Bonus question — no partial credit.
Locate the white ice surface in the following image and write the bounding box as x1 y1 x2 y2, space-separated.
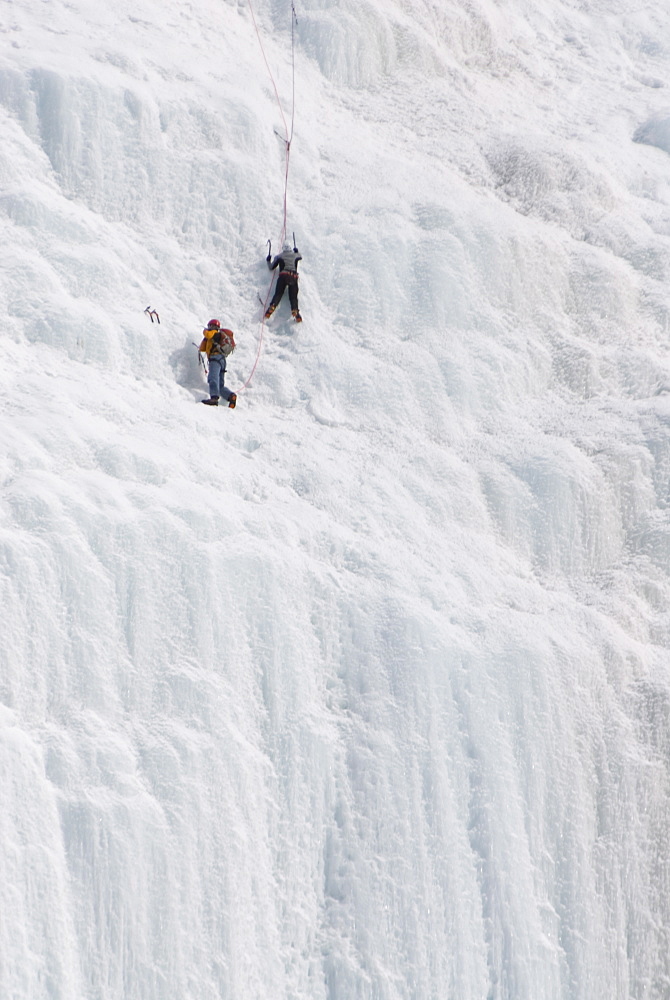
1 1 670 998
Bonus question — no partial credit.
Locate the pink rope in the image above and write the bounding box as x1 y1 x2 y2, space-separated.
237 0 297 392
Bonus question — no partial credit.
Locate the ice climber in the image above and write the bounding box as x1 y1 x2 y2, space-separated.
265 242 302 322
199 319 237 407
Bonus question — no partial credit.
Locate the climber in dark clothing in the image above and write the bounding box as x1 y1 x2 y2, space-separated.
265 242 302 322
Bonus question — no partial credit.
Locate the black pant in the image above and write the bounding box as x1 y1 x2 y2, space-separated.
269 272 299 312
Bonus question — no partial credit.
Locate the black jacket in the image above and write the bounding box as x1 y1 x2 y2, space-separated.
268 248 302 274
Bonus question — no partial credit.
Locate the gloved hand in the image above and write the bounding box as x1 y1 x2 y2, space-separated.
266 254 271 262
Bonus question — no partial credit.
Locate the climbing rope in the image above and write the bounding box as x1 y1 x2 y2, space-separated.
238 0 298 392
246 0 297 241
282 2 298 240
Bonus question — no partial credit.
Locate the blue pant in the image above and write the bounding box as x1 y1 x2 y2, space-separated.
207 356 234 403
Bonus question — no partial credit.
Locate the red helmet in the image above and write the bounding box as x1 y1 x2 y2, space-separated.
207 319 221 330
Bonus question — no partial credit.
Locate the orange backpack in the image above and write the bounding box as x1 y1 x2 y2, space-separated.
200 327 236 357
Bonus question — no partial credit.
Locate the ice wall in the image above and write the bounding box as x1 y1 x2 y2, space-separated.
1 1 670 999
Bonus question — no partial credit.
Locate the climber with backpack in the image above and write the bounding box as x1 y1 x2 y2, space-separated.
198 319 237 407
265 241 302 322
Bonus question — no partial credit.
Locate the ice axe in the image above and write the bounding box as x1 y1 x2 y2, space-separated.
193 342 207 373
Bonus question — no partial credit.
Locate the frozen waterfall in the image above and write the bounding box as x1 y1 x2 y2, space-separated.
1 1 670 998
